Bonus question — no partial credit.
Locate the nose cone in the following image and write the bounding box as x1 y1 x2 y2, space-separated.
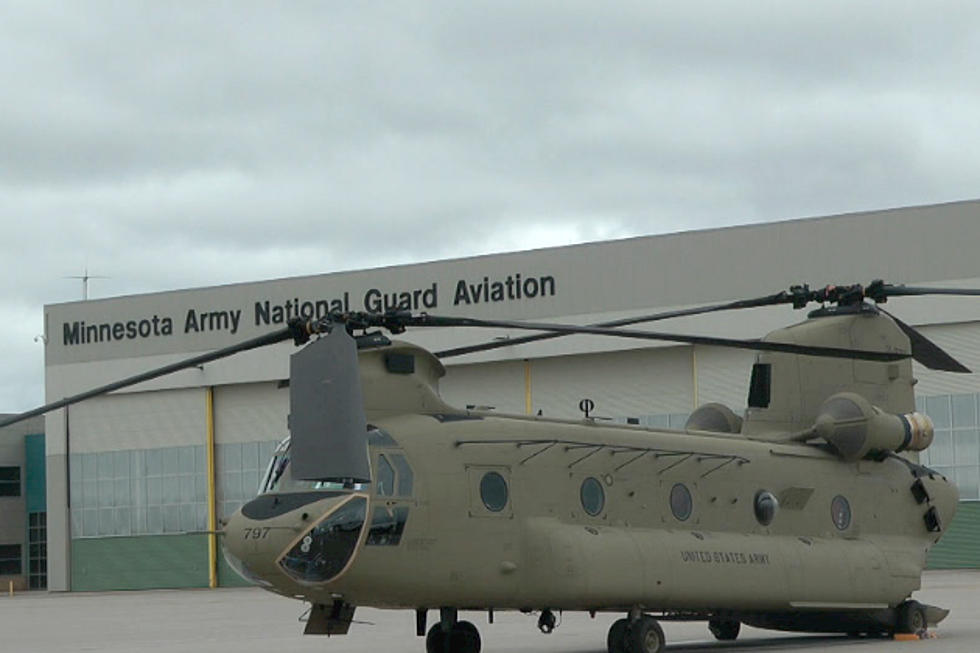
222 492 367 588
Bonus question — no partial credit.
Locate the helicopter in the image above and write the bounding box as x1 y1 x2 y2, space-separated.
1 279 974 653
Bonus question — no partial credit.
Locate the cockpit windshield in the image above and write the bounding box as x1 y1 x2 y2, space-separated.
260 436 365 495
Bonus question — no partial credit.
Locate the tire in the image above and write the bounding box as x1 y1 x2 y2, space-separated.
708 618 740 641
425 621 482 653
629 616 665 653
607 618 630 653
896 600 926 635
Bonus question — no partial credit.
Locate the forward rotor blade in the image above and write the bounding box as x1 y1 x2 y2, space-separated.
0 323 303 429
877 308 971 373
383 313 908 363
435 291 794 358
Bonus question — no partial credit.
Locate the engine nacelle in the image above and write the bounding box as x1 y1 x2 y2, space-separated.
813 392 934 461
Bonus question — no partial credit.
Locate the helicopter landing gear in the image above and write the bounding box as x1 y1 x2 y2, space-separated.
895 600 927 635
708 618 741 640
607 614 665 653
425 609 481 653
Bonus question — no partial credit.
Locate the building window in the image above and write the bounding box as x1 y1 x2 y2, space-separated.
0 544 21 575
28 512 46 589
918 393 980 501
0 467 20 497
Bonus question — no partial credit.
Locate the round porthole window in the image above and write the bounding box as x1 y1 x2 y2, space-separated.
831 495 851 530
480 472 508 512
754 490 779 526
580 477 605 516
670 483 693 521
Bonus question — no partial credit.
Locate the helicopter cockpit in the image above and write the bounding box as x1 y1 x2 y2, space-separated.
259 436 366 495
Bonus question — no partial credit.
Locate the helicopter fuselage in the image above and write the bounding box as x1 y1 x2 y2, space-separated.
224 410 957 618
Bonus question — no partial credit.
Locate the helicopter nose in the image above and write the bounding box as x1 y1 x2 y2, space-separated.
221 508 270 586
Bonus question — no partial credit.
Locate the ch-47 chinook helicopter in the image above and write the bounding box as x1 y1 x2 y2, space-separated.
2 279 976 653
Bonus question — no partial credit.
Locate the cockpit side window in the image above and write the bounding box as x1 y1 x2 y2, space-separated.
377 454 395 497
391 453 414 496
748 363 772 409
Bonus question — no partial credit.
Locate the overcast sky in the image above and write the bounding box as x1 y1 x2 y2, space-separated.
2 1 979 413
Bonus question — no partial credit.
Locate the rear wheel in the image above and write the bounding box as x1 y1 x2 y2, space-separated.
425 620 481 653
628 616 665 653
708 618 740 641
895 600 926 635
606 618 630 653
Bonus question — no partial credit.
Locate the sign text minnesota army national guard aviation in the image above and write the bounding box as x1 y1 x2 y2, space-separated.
61 272 557 346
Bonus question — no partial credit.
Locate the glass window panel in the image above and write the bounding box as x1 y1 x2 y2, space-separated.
915 396 925 413
114 479 130 507
146 506 162 534
195 475 207 503
224 443 242 470
98 479 114 508
952 394 977 428
644 415 670 428
191 445 204 475
668 413 690 429
82 453 97 479
97 452 114 481
99 508 114 535
955 466 980 500
82 509 98 537
145 449 162 477
926 396 951 429
130 450 144 479
242 442 259 472
179 447 196 474
180 504 197 532
70 476 81 508
131 506 147 535
180 476 194 503
130 475 146 509
163 448 179 476
930 431 953 466
954 430 980 466
115 508 132 536
146 477 162 506
162 477 179 504
70 509 82 538
82 480 97 508
69 455 81 483
224 471 243 501
195 504 208 531
113 452 130 479
163 505 181 532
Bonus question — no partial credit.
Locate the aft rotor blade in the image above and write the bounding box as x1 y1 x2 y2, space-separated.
877 308 971 373
877 284 980 299
0 323 303 429
388 314 907 363
435 291 794 358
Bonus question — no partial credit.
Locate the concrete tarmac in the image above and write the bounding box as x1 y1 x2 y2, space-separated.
3 570 978 653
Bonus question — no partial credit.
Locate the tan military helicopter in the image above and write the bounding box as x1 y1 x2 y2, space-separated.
2 280 972 653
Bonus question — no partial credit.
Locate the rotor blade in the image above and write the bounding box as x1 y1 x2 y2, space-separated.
878 283 980 299
435 291 795 358
877 308 971 373
372 313 908 363
0 323 304 429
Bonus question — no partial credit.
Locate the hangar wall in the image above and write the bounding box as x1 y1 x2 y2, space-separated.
40 199 980 591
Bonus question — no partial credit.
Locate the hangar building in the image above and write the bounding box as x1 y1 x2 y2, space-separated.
34 199 980 591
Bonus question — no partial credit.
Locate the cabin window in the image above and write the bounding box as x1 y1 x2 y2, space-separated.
366 506 410 546
480 472 508 512
376 455 395 497
580 477 605 516
670 483 693 521
831 495 851 530
754 490 779 526
748 363 772 408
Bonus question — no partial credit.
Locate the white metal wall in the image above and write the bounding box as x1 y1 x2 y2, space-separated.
67 388 205 453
